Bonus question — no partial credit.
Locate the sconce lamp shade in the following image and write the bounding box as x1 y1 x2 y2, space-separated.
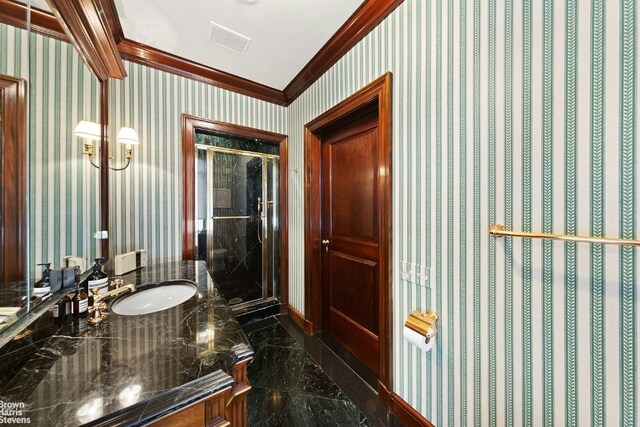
73 121 101 141
116 127 140 145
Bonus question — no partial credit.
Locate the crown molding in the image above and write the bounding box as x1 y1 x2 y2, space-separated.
117 38 287 106
46 0 126 81
100 0 124 44
0 0 404 106
0 0 67 41
283 0 403 104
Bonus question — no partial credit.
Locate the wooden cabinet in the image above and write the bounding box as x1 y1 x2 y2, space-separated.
148 358 251 427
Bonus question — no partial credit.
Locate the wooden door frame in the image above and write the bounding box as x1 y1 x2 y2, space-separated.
181 114 289 309
303 72 393 401
0 74 27 282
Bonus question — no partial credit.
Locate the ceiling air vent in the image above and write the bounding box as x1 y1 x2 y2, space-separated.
209 21 251 55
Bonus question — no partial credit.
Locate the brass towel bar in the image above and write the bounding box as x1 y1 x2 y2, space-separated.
489 224 640 247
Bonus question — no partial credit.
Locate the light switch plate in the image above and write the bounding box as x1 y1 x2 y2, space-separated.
420 265 434 288
94 230 108 239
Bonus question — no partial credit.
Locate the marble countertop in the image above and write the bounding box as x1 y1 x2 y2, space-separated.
0 261 253 426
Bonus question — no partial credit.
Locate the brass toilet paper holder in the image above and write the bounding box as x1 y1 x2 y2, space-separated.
405 309 439 344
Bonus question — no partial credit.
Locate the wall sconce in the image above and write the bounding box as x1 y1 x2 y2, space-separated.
73 121 140 171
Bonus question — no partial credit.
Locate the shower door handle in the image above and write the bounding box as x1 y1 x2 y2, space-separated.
322 240 330 252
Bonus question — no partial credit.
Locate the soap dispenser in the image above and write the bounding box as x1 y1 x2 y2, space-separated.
87 258 109 290
33 263 52 295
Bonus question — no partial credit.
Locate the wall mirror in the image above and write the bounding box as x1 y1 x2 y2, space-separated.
0 0 101 334
0 0 30 333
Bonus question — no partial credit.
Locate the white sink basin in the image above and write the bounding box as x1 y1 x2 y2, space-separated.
111 281 197 316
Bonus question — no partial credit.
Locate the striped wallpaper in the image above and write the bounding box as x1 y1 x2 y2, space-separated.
2 1 639 424
287 0 638 425
1 23 101 277
108 60 286 263
1 23 286 275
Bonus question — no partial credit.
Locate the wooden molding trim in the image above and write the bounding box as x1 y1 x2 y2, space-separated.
100 0 124 44
303 72 393 393
283 0 404 103
148 385 232 427
1 0 401 106
99 80 110 260
390 393 435 427
0 0 68 41
181 115 289 307
117 39 286 106
377 380 391 407
0 74 27 282
287 304 313 335
45 0 126 80
226 359 252 427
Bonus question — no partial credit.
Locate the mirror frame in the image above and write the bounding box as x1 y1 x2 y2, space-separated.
0 74 27 283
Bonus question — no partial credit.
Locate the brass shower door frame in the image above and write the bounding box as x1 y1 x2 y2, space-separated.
197 144 280 308
182 115 289 312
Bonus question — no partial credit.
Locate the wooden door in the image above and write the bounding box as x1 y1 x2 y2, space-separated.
320 107 380 374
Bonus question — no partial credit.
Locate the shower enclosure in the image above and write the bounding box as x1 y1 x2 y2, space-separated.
195 141 280 310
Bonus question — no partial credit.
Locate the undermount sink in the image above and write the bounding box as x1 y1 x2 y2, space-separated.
111 280 197 316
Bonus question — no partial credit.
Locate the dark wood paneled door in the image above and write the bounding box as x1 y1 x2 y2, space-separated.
320 107 380 374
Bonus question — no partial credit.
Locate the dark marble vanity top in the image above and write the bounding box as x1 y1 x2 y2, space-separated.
0 261 253 426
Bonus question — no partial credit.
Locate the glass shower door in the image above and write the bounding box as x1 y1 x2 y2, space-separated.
206 149 264 305
197 145 280 309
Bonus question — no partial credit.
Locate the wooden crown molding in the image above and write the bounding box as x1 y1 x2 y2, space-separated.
100 0 124 44
0 0 67 41
0 0 403 105
118 39 287 106
283 0 404 104
45 0 126 81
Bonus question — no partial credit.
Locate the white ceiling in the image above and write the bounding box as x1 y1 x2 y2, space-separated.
113 0 365 90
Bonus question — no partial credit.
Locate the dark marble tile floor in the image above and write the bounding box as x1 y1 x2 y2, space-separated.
243 316 404 427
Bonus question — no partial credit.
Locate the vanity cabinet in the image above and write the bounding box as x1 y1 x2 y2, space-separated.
147 386 231 427
147 358 252 427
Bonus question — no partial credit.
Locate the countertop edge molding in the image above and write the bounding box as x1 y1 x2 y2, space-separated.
89 370 235 427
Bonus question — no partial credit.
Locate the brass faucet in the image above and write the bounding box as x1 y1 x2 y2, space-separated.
88 279 136 325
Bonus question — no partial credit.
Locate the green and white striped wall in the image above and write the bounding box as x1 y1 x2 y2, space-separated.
1 23 287 273
288 0 638 425
108 61 287 263
1 24 101 276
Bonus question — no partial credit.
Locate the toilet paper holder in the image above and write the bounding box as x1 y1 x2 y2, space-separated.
405 309 439 344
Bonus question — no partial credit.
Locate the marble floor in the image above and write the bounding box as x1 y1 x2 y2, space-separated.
243 316 404 427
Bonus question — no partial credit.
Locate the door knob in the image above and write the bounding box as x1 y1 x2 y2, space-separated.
322 239 330 253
